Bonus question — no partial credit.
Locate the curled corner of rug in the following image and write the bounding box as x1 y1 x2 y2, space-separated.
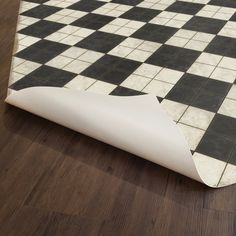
5 86 235 188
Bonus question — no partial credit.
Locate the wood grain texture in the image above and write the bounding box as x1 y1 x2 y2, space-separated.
0 0 236 235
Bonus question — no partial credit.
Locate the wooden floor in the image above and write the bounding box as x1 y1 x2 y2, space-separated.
0 1 236 235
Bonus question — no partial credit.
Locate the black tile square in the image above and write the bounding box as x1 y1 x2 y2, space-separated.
146 45 200 71
132 23 178 43
111 0 143 6
166 1 204 15
110 86 145 96
15 40 69 64
68 0 106 12
209 0 236 8
205 36 236 58
81 55 141 84
207 114 236 141
75 31 126 53
120 7 160 22
19 20 65 38
203 79 231 96
71 13 115 30
191 79 231 112
196 132 234 162
183 16 226 34
166 73 207 104
230 12 236 21
228 148 236 166
192 91 225 112
21 5 61 19
10 66 77 90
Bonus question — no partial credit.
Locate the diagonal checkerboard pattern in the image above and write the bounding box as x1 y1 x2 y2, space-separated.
10 0 236 176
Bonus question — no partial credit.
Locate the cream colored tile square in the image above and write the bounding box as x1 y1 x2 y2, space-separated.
226 85 236 100
46 55 74 69
196 52 222 66
218 98 236 119
13 60 41 75
187 62 215 77
180 106 215 130
61 47 87 59
78 50 104 63
134 63 162 78
126 49 152 62
64 75 96 90
87 81 116 94
185 40 209 51
143 80 173 97
193 152 226 187
120 37 143 48
108 45 133 57
166 36 189 47
210 67 236 83
64 60 91 74
155 68 184 84
161 99 187 121
177 123 204 150
121 74 151 91
218 57 236 70
138 41 161 52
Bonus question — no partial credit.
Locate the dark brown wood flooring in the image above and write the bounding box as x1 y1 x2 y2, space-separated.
0 0 236 235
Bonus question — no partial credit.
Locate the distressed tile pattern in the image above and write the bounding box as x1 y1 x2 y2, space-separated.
10 0 236 185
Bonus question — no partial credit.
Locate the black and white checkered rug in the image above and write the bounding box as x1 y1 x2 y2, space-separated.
9 0 236 184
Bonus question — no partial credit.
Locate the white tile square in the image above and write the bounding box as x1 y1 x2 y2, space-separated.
60 35 83 45
46 55 74 69
165 19 186 28
161 99 187 121
78 50 104 63
137 41 161 52
134 63 162 78
64 60 91 74
193 32 215 43
59 25 79 34
121 74 151 91
196 52 222 66
226 85 236 100
218 98 236 119
115 27 137 36
125 20 145 29
126 49 152 62
142 80 174 97
99 24 121 33
87 81 117 94
184 40 209 51
64 75 96 90
10 72 25 84
120 37 143 48
218 57 236 70
193 152 226 187
74 28 95 38
108 45 133 57
166 36 189 47
46 32 68 42
61 47 87 59
155 68 184 84
174 29 196 39
177 123 204 150
210 67 236 83
13 60 41 75
187 62 215 77
19 36 40 47
180 106 215 130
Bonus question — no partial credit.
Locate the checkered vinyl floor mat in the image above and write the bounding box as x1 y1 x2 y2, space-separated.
9 0 236 170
